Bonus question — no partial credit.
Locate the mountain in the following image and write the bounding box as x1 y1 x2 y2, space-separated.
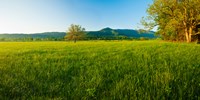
0 28 157 41
86 27 156 39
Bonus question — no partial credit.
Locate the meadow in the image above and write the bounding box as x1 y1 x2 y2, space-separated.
0 41 200 99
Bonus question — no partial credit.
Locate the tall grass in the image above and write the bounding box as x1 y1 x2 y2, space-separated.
0 41 200 99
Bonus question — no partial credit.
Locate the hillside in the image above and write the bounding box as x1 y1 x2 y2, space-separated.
0 32 66 39
0 28 157 41
86 27 156 39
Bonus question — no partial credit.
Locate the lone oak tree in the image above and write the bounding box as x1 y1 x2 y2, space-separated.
65 24 86 43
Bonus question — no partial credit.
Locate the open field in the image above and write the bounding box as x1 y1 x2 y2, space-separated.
0 41 200 99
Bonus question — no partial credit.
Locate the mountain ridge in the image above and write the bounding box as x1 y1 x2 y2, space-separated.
0 28 157 40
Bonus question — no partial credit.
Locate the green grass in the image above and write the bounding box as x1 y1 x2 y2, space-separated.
0 41 200 99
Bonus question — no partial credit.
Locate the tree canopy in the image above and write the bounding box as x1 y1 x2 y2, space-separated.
143 0 200 42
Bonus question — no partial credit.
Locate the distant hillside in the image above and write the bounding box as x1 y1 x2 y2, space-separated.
86 27 156 40
0 28 157 41
0 32 66 39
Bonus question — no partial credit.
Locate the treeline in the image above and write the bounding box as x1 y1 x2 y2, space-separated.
142 0 200 42
0 28 157 41
0 37 152 42
0 38 64 42
0 32 65 41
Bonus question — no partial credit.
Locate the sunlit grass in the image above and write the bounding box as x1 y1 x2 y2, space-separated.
0 41 200 99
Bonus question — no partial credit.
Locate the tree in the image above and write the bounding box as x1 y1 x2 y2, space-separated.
142 0 200 42
65 24 86 43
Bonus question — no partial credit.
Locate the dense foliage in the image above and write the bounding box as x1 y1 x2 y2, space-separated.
143 0 200 42
0 41 200 99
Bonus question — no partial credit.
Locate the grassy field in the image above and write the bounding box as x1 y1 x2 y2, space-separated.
0 41 200 99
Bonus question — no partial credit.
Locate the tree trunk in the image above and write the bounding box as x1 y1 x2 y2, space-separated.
74 38 77 43
185 28 190 42
185 27 193 43
188 27 193 42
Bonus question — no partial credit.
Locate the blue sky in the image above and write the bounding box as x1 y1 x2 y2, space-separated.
0 0 153 33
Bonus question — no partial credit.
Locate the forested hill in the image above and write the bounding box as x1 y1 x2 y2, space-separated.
0 32 66 39
87 28 156 39
0 28 156 41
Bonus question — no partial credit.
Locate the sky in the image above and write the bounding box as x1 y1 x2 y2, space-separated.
0 0 153 33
